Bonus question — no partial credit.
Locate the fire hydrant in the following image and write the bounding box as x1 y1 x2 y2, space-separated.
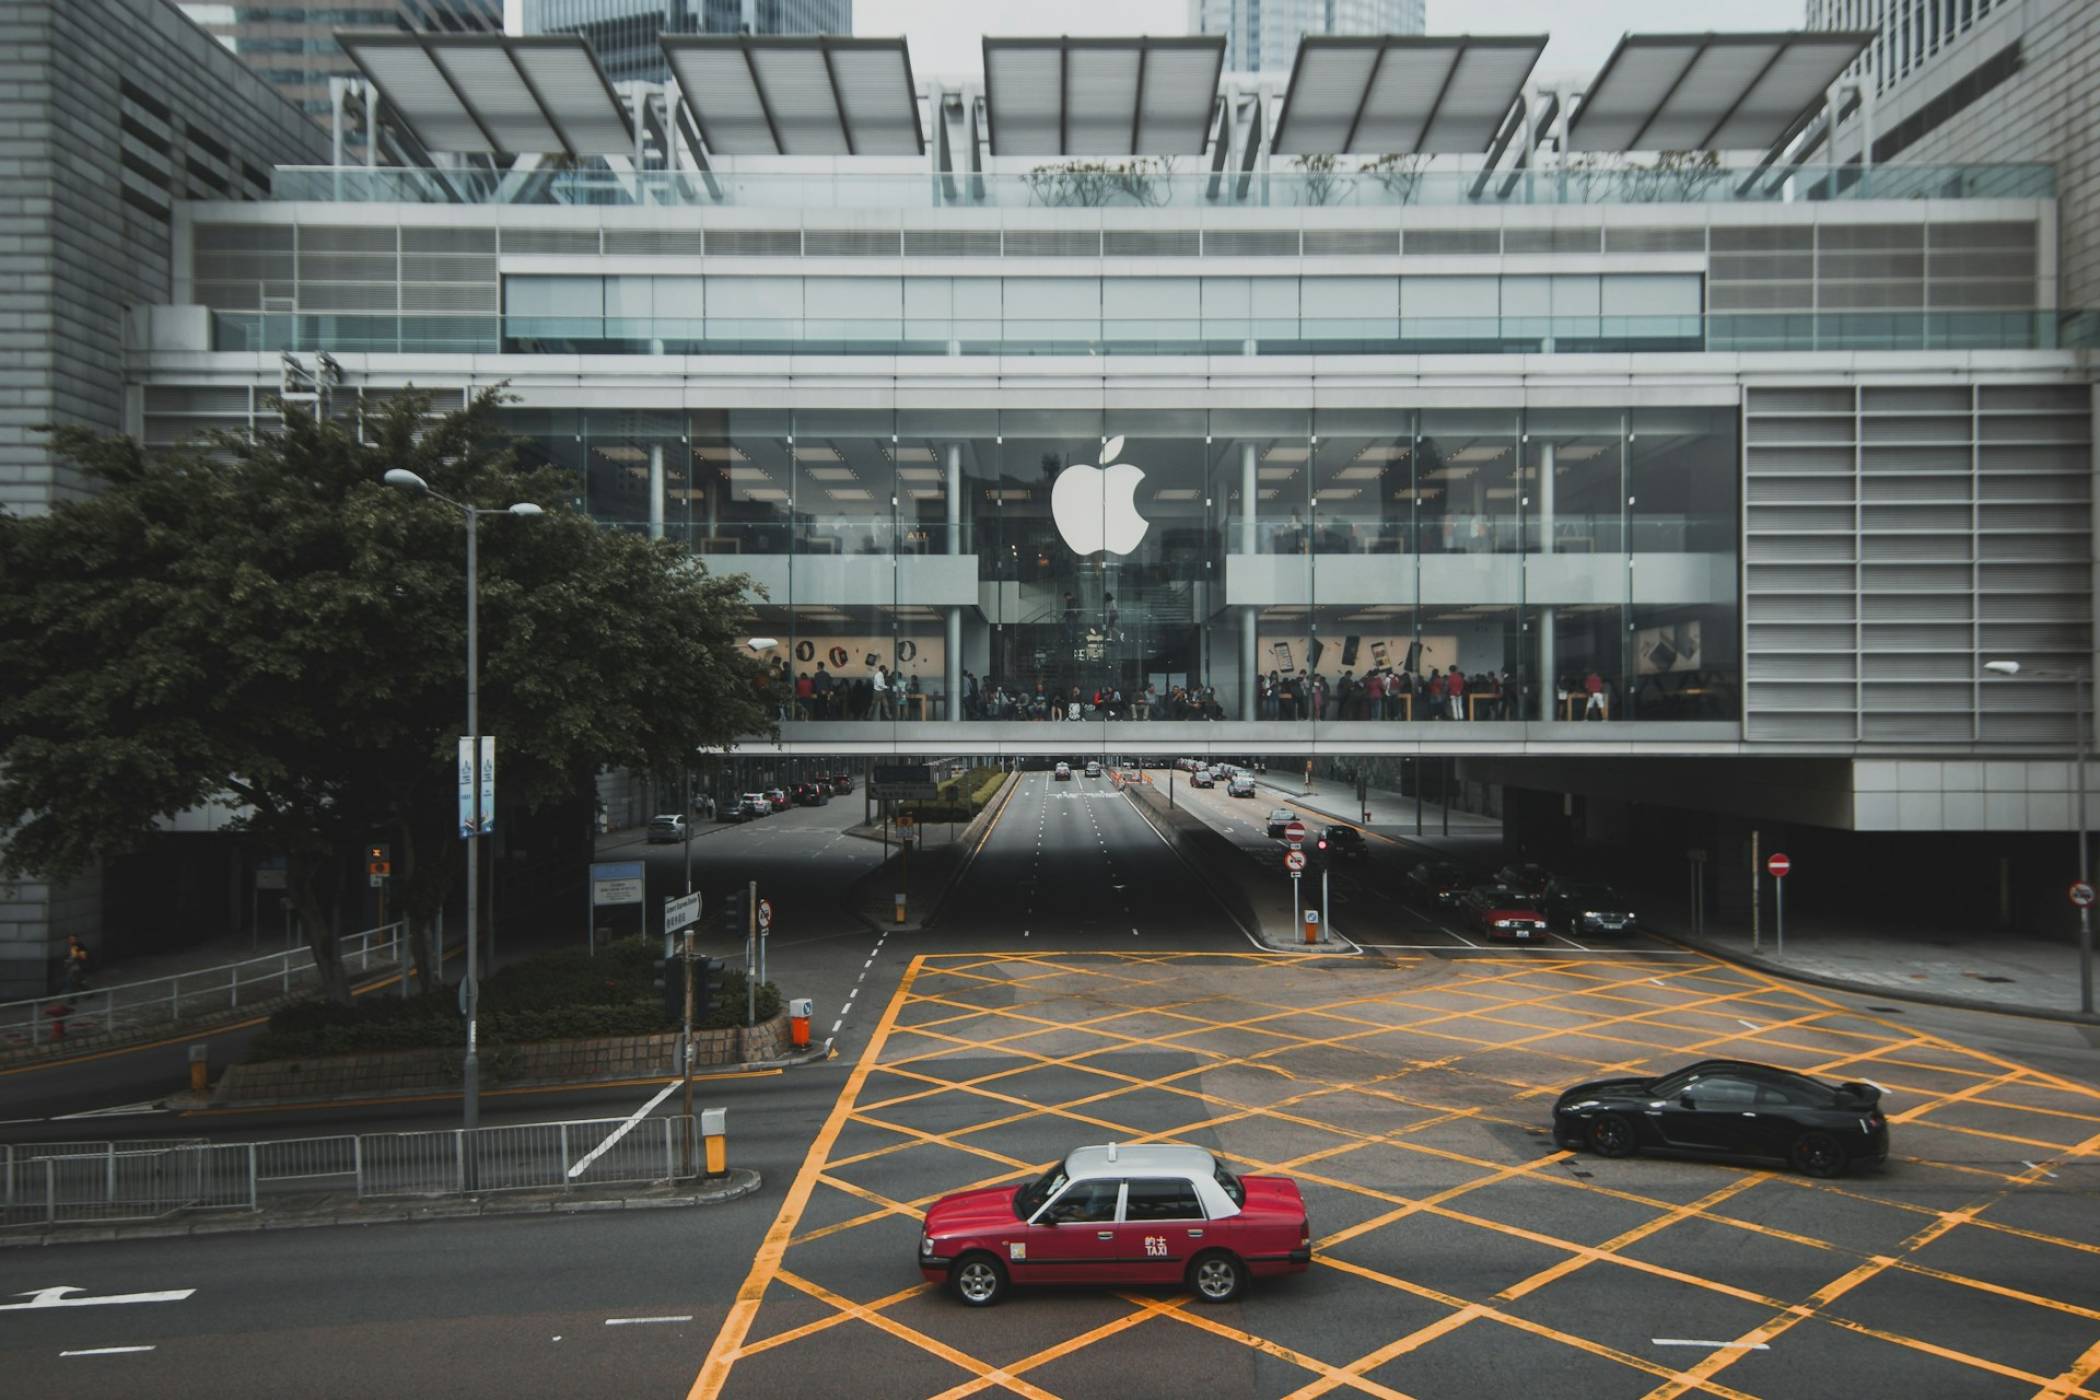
44 1002 71 1042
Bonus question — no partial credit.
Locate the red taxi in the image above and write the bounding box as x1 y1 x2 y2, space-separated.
919 1143 1309 1307
1459 884 1550 943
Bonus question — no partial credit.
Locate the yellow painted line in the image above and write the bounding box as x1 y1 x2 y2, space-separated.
689 955 923 1400
178 1068 782 1117
733 1281 932 1360
773 1268 1063 1400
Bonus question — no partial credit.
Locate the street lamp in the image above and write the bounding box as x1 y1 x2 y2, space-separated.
1982 658 2094 1014
385 467 543 1143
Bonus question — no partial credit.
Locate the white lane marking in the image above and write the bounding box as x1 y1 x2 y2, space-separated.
863 958 874 969
1652 1340 1770 1351
2022 1161 2060 1178
1738 1020 1762 1031
61 1346 157 1357
830 1019 843 1035
568 1077 682 1179
842 1001 855 1016
2 1287 195 1312
605 1316 692 1326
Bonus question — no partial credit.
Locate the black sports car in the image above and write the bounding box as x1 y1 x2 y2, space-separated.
1553 1059 1889 1178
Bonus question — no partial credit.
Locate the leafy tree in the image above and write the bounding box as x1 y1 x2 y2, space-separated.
0 389 768 1001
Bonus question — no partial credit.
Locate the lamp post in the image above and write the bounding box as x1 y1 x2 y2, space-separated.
385 468 543 1143
1983 659 2093 1015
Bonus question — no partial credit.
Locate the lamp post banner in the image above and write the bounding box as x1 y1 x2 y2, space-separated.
457 735 495 838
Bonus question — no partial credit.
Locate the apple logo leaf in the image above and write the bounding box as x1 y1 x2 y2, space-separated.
1102 435 1125 465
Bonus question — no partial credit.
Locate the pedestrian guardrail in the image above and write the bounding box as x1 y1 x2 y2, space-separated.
2 1113 708 1228
0 921 407 1049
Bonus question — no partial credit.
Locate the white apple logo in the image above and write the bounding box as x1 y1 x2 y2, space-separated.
1051 436 1150 556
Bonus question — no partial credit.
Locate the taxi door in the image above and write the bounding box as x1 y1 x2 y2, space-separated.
1119 1179 1212 1284
1014 1180 1125 1284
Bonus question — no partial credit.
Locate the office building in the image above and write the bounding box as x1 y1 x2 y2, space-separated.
173 2 503 128
0 0 327 996
1190 0 1425 74
520 0 851 82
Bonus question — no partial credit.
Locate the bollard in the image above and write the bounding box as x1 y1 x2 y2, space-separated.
701 1106 728 1178
188 1043 209 1095
893 893 907 925
1302 908 1322 945
788 997 813 1050
44 1002 68 1042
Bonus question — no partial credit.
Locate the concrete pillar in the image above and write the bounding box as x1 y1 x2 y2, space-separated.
1537 605 1556 722
1239 441 1259 720
364 81 380 170
945 442 963 712
648 443 665 541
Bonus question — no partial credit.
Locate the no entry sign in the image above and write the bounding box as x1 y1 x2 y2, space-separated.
1767 853 1791 879
2070 881 2096 909
1285 850 1307 873
1284 820 1306 846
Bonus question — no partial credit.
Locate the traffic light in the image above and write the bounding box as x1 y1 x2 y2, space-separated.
1309 834 1331 872
720 887 746 939
659 955 682 1024
366 842 391 879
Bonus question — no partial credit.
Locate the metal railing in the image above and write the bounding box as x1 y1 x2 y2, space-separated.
2 1114 707 1228
0 922 407 1050
268 163 2059 208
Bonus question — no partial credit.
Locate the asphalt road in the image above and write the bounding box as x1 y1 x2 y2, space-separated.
8 768 2100 1400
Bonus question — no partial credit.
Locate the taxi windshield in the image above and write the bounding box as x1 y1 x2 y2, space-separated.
1014 1166 1066 1219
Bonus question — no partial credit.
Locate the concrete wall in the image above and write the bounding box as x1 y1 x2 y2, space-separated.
0 0 325 997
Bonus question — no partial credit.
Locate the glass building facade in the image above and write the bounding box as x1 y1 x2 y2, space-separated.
508 405 1741 735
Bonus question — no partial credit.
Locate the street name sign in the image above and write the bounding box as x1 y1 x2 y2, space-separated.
664 891 701 933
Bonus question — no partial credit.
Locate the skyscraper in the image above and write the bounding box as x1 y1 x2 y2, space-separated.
520 0 853 84
1188 0 1425 75
173 2 503 127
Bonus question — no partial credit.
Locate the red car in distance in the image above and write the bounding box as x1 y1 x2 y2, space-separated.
919 1143 1309 1307
1459 884 1550 943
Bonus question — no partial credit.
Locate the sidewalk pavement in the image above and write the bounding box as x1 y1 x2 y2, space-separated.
1261 771 2099 1025
0 1169 764 1249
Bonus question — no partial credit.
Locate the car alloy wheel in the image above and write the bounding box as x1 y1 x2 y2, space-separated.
951 1254 1006 1307
1790 1131 1847 1179
1189 1250 1245 1304
1587 1114 1638 1158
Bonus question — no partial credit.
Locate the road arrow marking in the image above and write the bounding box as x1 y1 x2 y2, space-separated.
3 1286 195 1311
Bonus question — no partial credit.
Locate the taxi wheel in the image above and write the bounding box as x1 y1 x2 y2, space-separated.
1790 1131 1848 1179
1188 1250 1246 1304
950 1253 1007 1307
1587 1114 1638 1158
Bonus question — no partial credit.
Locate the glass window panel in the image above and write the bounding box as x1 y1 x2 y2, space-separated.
652 277 705 318
1418 409 1520 555
1601 274 1701 316
503 275 600 317
603 275 654 319
705 276 802 318
1550 275 1601 316
1401 276 1497 319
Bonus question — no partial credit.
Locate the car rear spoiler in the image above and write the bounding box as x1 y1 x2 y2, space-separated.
1834 1080 1882 1108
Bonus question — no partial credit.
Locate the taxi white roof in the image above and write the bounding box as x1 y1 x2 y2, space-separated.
1064 1143 1215 1179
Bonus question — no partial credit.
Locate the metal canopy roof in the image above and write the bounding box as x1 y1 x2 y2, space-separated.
1272 36 1546 156
983 36 1225 157
1567 31 1873 152
662 36 923 156
338 32 633 158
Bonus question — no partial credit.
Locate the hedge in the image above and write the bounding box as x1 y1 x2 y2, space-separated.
247 939 780 1061
898 766 1005 824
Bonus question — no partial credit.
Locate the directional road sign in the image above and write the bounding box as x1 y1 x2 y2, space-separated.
664 891 701 934
2071 881 2096 909
1766 853 1791 878
1285 850 1307 872
1284 820 1306 847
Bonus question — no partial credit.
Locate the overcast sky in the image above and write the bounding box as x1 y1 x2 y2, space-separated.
857 0 1804 81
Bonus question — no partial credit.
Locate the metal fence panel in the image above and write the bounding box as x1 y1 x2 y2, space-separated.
2 1145 255 1227
356 1129 465 1198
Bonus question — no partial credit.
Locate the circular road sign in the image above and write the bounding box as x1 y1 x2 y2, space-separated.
1284 820 1307 846
757 899 773 930
1767 853 1791 879
2071 881 2096 909
1285 850 1307 873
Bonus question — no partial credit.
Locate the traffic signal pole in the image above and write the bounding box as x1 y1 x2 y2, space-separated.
681 928 695 1176
746 878 758 1028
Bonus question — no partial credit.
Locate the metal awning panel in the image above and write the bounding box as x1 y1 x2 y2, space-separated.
338 32 632 157
1273 36 1545 155
1567 31 1872 152
662 37 923 157
983 36 1225 156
